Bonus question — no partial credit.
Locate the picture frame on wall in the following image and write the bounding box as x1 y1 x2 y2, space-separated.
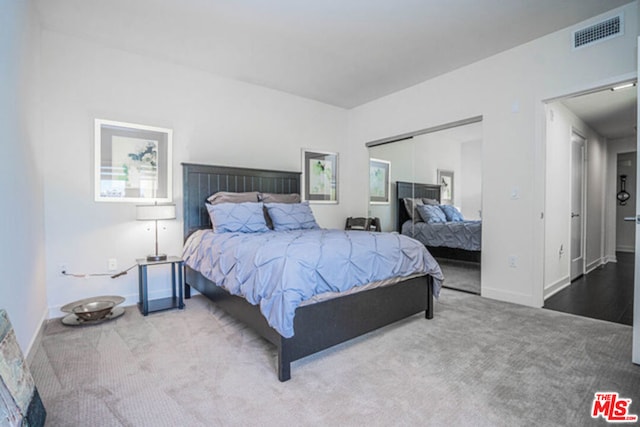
302 149 338 203
369 158 390 204
437 169 454 205
95 119 173 203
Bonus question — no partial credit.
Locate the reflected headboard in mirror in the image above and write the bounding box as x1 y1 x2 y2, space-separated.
396 181 441 232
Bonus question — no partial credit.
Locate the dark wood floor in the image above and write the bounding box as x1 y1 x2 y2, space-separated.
544 252 634 326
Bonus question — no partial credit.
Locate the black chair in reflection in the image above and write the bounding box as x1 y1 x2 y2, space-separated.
345 217 381 232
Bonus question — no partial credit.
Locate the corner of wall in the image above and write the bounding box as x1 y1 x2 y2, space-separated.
25 307 48 366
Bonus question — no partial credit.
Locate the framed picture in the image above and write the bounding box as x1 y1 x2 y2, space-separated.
302 149 338 203
369 158 390 204
95 119 173 203
437 169 454 205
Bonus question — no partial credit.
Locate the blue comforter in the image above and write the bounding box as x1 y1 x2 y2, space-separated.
402 220 481 251
183 229 443 338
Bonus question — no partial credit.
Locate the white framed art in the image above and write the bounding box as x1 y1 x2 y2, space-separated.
301 149 338 204
369 158 390 204
94 119 173 203
437 169 453 205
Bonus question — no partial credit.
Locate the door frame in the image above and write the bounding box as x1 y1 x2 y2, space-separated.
537 71 638 365
570 128 587 281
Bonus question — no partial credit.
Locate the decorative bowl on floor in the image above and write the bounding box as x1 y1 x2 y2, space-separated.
60 295 125 326
72 300 116 321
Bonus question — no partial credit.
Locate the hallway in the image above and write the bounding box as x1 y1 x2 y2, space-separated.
544 252 634 326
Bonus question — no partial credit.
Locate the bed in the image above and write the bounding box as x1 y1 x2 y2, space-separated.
182 163 443 381
396 181 481 263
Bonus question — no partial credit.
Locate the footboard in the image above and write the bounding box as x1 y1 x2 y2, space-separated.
278 275 432 381
185 267 433 381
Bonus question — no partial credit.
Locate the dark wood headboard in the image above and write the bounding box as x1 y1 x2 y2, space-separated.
396 181 441 232
182 163 301 238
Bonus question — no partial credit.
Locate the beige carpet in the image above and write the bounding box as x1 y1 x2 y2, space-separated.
30 289 639 426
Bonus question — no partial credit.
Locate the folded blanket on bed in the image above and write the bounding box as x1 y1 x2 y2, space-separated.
183 229 443 338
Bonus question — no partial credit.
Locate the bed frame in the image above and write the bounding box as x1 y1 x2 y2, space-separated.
183 163 434 381
396 181 481 263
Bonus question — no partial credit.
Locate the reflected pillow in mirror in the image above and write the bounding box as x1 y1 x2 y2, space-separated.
422 198 439 206
439 204 464 222
416 204 447 224
403 198 424 221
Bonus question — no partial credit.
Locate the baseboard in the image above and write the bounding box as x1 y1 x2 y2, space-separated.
544 275 571 300
481 287 539 307
26 308 48 366
616 246 635 253
585 258 605 275
604 254 617 264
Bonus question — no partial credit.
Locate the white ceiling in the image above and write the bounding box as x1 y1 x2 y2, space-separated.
36 0 632 108
561 84 637 140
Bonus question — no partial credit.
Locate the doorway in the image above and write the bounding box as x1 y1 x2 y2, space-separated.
543 81 637 327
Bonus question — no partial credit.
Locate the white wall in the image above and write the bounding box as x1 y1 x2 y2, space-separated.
606 137 638 260
544 102 607 298
40 30 349 317
347 3 638 307
0 0 48 353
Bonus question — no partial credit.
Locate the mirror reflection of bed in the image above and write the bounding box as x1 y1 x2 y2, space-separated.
396 181 481 294
366 118 482 295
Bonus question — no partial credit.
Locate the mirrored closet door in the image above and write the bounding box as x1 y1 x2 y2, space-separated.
366 118 483 294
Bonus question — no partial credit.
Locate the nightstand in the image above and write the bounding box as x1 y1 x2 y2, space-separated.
136 256 185 316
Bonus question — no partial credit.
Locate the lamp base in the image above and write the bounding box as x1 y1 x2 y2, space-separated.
146 254 167 262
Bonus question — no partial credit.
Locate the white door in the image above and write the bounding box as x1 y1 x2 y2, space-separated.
570 132 585 281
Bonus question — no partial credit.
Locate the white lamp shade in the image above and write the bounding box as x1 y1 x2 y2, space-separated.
136 204 176 221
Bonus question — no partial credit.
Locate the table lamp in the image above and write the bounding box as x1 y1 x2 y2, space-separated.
136 202 176 261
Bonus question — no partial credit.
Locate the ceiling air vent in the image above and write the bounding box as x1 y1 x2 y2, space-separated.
573 14 623 50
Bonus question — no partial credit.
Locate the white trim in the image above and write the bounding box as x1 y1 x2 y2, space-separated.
616 246 635 253
585 257 605 274
25 308 48 365
481 287 540 308
541 72 637 105
544 275 571 300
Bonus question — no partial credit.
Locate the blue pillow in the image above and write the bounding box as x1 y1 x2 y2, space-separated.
265 201 320 231
206 202 269 233
416 204 447 224
439 204 464 222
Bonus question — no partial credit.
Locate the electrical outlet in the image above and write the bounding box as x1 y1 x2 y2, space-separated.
508 255 518 268
58 264 68 276
108 258 118 271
